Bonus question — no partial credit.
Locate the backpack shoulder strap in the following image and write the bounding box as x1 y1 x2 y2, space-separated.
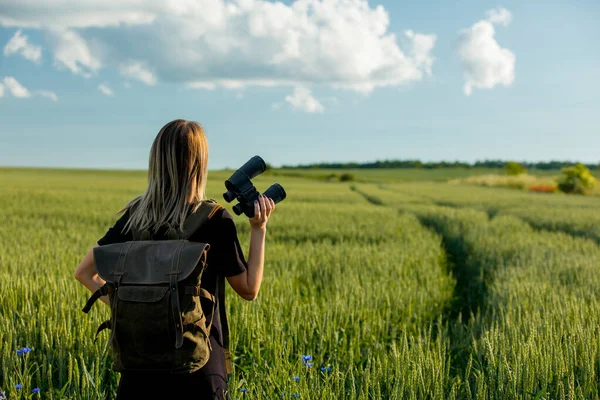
181 199 232 372
180 200 223 239
219 277 233 376
127 197 151 241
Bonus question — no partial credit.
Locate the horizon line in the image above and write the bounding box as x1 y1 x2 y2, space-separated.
1 158 599 173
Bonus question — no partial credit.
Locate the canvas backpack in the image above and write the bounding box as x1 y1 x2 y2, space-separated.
82 200 232 374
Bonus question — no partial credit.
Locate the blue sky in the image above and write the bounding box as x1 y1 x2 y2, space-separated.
0 0 598 170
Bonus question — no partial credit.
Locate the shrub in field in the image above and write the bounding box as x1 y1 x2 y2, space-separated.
339 173 355 182
504 161 526 176
556 163 597 194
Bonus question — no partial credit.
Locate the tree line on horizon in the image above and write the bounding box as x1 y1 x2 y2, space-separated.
279 160 600 170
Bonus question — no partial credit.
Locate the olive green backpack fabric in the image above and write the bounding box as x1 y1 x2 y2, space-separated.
82 200 223 373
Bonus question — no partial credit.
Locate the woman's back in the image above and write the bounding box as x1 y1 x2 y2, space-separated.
74 119 276 400
98 205 247 399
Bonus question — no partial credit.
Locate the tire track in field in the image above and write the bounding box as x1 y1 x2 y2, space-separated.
398 207 493 380
353 183 485 377
349 184 384 206
352 184 508 381
352 185 473 373
352 185 487 318
358 183 600 392
410 213 488 323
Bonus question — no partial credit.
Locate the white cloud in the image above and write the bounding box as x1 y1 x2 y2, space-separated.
0 1 156 29
3 29 42 63
3 76 31 98
457 7 516 96
0 76 57 101
282 86 324 113
97 83 114 96
119 61 157 86
50 28 101 77
0 0 436 94
485 7 512 27
36 90 58 101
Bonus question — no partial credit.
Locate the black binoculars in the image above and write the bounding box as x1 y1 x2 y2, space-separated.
223 156 287 218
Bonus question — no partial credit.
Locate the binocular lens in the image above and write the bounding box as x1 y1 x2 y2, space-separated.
263 183 287 203
232 203 244 216
244 156 267 179
223 190 236 203
223 155 267 202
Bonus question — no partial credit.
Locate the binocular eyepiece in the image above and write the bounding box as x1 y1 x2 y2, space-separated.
223 155 286 218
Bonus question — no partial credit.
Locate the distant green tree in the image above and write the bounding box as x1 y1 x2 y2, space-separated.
281 159 599 170
556 163 597 194
505 162 526 176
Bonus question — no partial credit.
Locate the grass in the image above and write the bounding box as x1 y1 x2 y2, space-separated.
1 167 600 399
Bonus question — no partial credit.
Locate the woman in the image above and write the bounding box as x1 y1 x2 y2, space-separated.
74 119 275 399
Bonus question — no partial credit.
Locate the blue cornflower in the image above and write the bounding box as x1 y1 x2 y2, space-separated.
291 394 300 398
301 355 312 362
32 388 41 393
293 375 300 382
239 388 247 393
15 384 23 390
305 362 313 368
17 347 33 355
320 366 332 373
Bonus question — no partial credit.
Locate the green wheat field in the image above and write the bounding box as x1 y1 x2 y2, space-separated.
1 167 600 399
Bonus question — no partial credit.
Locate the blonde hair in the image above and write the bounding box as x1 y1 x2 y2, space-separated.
122 119 209 234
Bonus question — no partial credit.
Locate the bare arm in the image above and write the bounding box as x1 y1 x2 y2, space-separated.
74 244 110 306
227 194 275 301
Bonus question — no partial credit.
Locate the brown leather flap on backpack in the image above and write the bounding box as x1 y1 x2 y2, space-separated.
94 240 210 285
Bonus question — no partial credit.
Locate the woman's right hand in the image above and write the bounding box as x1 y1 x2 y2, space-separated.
249 194 275 230
229 194 273 301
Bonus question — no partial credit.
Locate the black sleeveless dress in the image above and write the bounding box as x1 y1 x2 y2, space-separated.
96 207 248 400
